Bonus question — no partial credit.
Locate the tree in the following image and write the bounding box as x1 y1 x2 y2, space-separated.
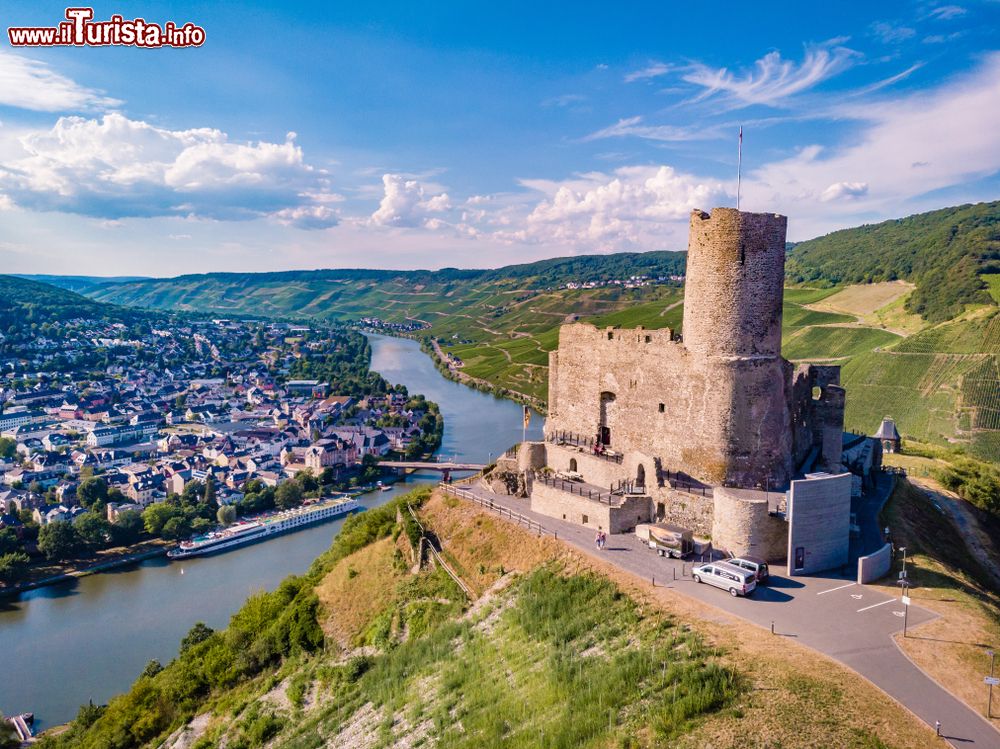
161 515 191 541
0 528 19 556
274 480 304 510
111 509 145 546
142 503 179 536
77 477 108 510
0 437 15 460
203 475 217 506
141 660 163 679
217 505 236 526
179 621 214 654
38 521 83 561
0 551 29 583
75 513 112 550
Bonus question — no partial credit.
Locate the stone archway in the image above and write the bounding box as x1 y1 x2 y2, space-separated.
569 458 578 472
636 463 646 489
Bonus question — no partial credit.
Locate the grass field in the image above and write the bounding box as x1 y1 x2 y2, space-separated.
810 280 914 317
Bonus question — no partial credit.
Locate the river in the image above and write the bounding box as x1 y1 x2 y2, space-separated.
0 333 543 728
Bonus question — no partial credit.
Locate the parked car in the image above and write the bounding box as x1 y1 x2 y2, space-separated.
636 523 693 558
726 556 769 584
692 561 757 597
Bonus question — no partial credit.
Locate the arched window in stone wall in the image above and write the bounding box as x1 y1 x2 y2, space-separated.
598 391 616 446
636 463 646 488
569 458 577 472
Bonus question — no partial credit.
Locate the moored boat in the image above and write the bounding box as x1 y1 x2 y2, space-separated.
167 497 361 560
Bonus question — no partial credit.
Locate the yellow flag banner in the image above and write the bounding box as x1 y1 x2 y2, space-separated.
523 406 531 429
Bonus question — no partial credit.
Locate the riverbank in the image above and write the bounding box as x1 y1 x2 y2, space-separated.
0 539 172 598
420 335 548 414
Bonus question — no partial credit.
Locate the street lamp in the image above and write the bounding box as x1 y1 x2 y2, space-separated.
900 546 907 579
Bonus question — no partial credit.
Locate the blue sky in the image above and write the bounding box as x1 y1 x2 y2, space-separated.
0 0 998 276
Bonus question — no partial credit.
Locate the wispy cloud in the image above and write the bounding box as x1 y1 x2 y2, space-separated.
582 116 722 143
850 63 924 96
870 21 917 43
682 46 860 108
541 93 588 108
928 5 966 20
624 62 673 83
0 51 121 112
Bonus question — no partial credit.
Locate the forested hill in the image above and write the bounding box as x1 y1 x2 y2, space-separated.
78 250 688 316
0 275 140 331
786 200 1000 322
72 201 1000 324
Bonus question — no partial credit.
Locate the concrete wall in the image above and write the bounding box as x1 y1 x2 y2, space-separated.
529 482 650 533
786 472 852 576
858 542 893 584
712 487 787 561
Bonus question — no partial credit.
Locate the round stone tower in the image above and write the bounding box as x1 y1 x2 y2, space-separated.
682 208 787 359
681 207 793 489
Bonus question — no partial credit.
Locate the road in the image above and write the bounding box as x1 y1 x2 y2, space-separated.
450 482 1000 748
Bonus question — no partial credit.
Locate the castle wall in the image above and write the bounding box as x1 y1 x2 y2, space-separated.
546 323 792 487
682 209 787 359
656 488 714 537
529 482 650 533
712 487 788 562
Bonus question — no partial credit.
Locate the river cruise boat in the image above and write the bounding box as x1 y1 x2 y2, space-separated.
167 497 361 560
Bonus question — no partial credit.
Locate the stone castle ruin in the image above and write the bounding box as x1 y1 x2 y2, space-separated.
495 207 855 574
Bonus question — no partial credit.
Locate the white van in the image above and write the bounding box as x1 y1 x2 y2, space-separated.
691 561 757 597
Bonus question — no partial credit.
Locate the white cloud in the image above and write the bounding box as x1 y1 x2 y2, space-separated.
583 116 722 143
820 181 869 202
491 166 729 248
870 22 917 43
0 51 120 112
929 5 966 20
624 62 673 83
683 46 859 108
745 52 1000 230
369 174 450 227
0 113 340 227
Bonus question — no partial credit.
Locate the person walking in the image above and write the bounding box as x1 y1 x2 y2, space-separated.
595 531 602 550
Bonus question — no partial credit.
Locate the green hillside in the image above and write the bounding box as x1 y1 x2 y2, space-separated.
0 275 142 332
787 200 1000 322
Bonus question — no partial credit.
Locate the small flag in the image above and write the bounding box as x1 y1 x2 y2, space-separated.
523 406 531 429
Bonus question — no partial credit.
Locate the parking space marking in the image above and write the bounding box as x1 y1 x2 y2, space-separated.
817 582 856 595
857 599 896 613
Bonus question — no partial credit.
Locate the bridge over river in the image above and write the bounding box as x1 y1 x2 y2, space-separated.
380 460 486 481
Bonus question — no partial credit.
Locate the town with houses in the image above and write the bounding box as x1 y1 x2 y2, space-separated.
0 314 439 586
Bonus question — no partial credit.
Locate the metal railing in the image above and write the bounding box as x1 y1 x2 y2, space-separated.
406 503 473 600
660 469 714 497
534 473 617 505
439 483 555 537
544 430 624 464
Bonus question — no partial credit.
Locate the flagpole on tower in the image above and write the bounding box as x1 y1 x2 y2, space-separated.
737 125 743 211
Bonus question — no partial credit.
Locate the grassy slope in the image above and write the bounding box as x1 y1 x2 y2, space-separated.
873 478 1000 732
61 488 937 749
